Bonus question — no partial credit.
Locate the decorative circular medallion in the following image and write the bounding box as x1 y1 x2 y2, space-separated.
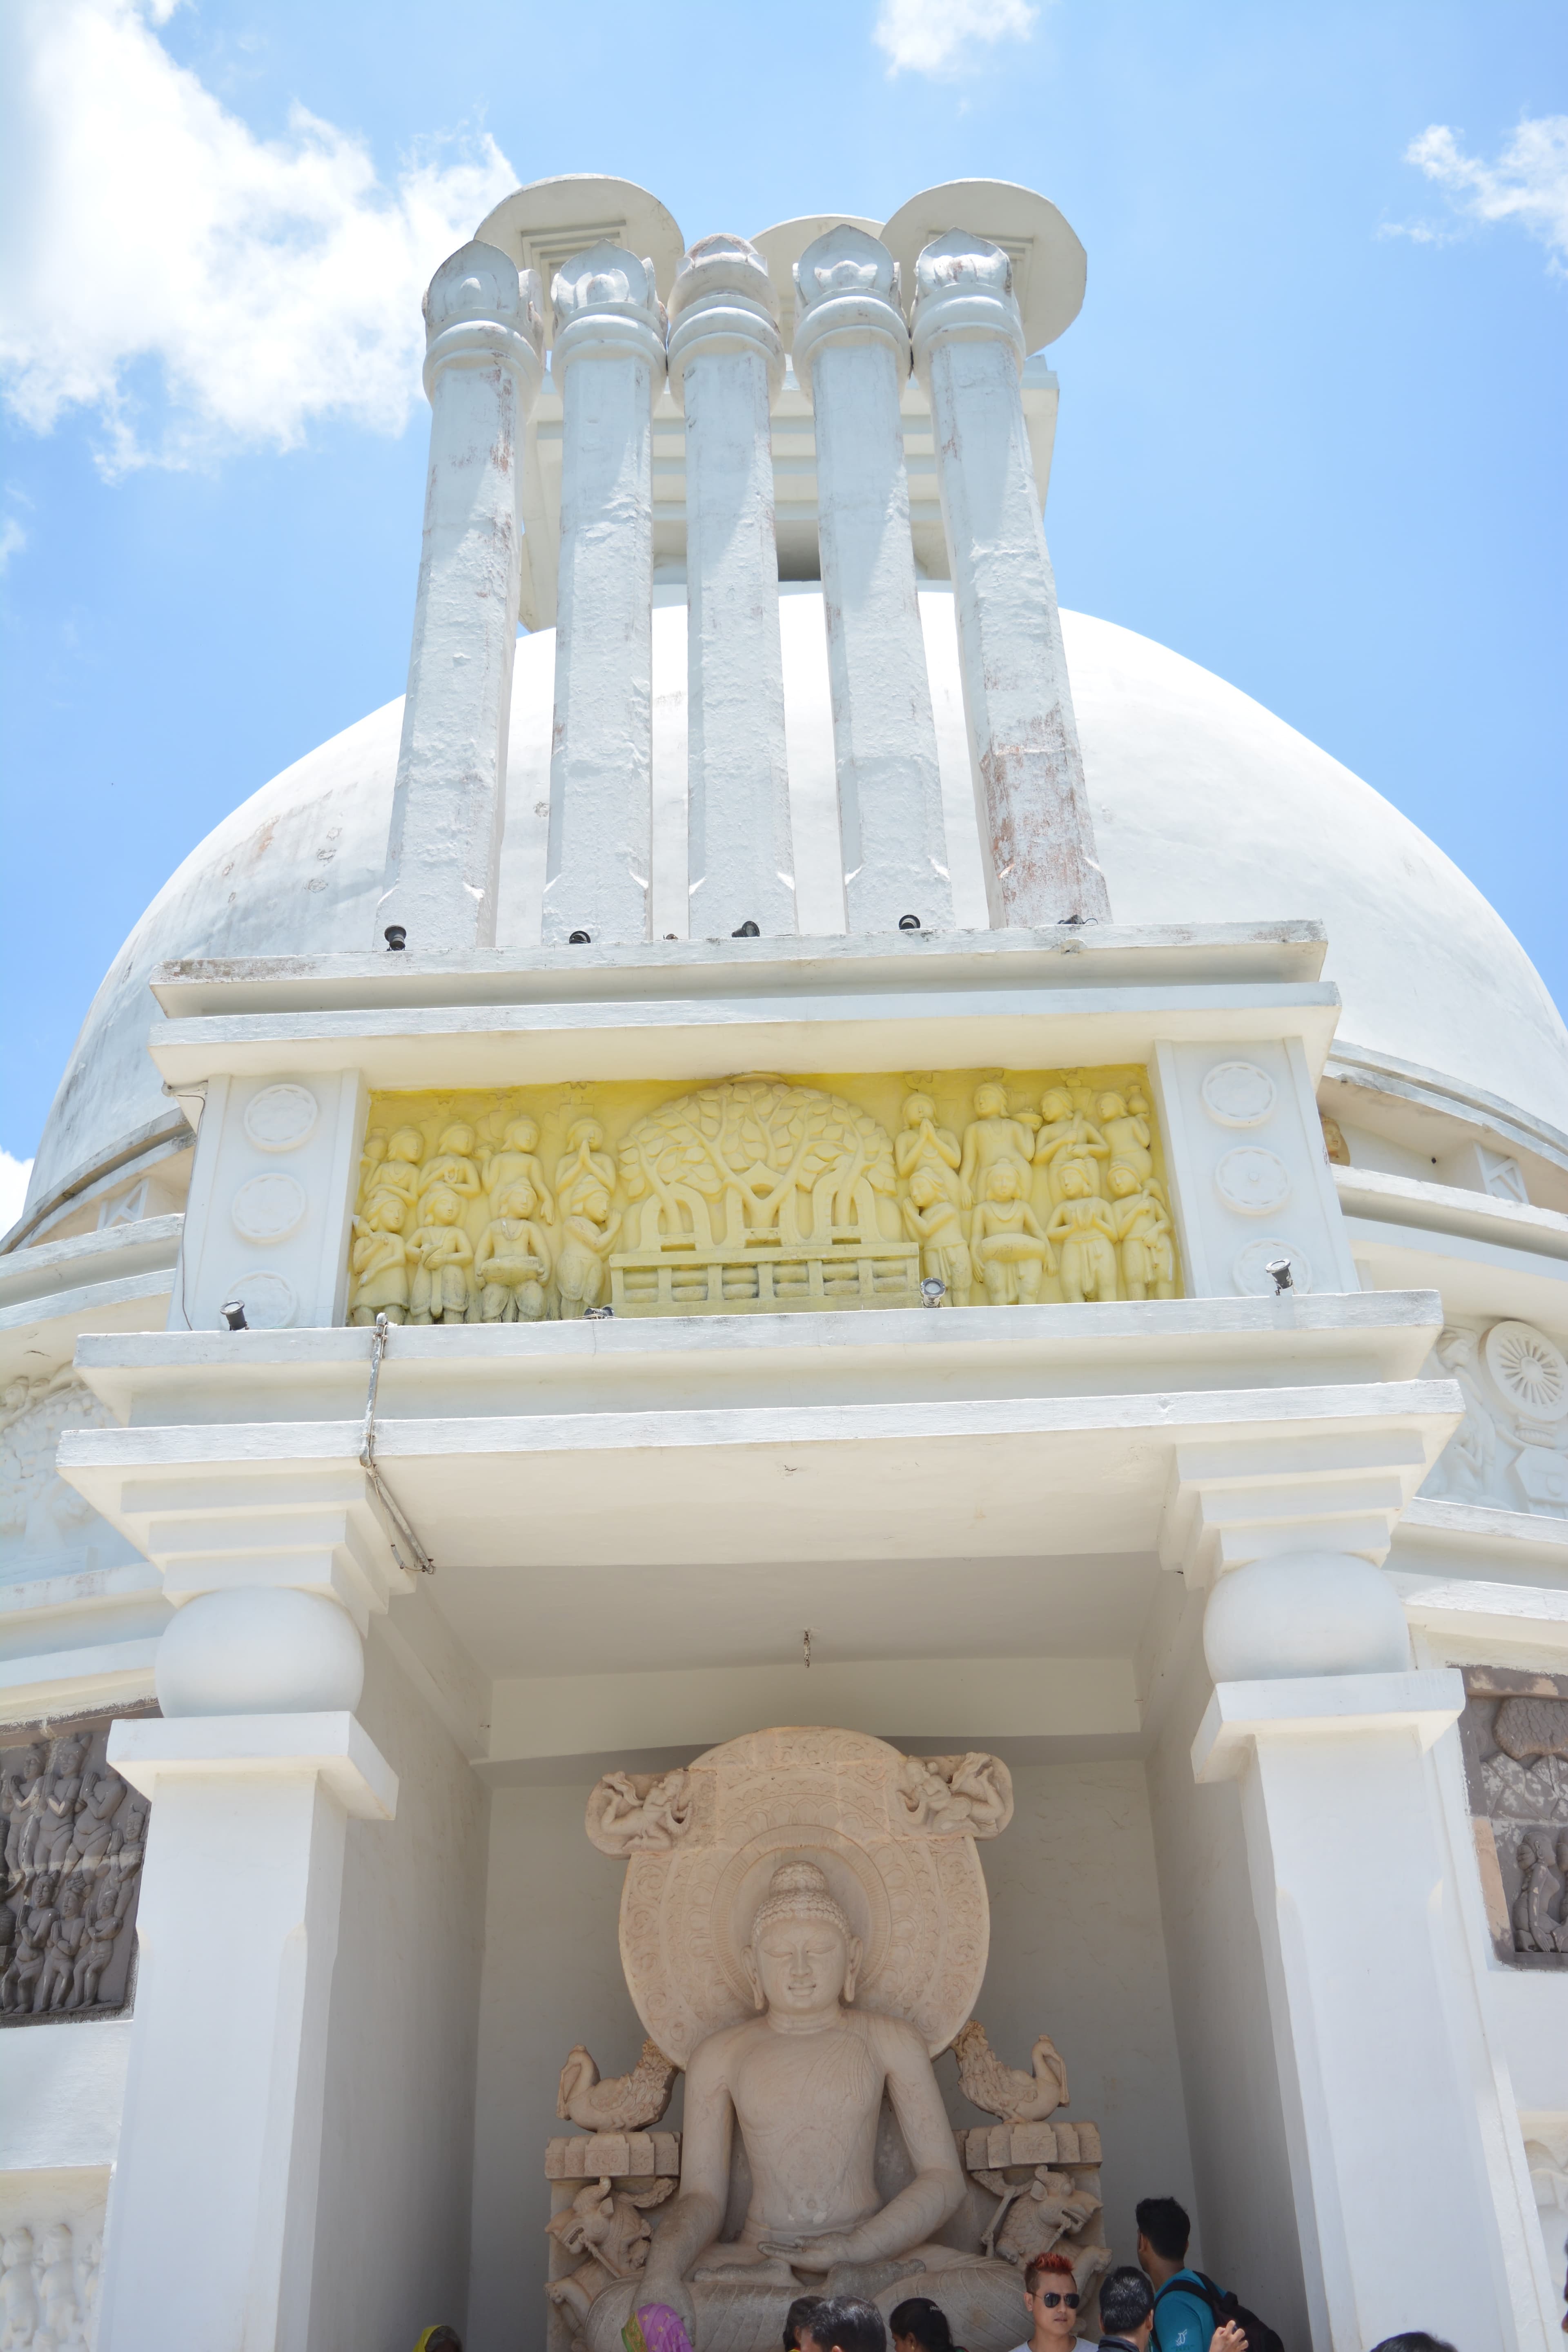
1215 1146 1292 1216
221 1271 296 1329
611 1726 992 2064
231 1173 307 1244
243 1084 318 1152
1484 1320 1568 1423
1232 1238 1314 1296
1200 1060 1276 1128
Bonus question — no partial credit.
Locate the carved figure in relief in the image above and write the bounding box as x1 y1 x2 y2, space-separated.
0 2227 38 2347
586 1768 694 1855
2 1742 46 1878
629 1859 998 2344
408 1188 477 1323
1096 1090 1153 1186
36 1736 89 1875
971 1165 1054 1306
0 1879 53 2013
33 1875 89 2011
959 1087 1040 1213
1032 1091 1109 1206
556 1184 621 1318
557 2038 678 2132
901 1172 973 1307
1107 1168 1175 1301
70 1873 127 2009
898 1754 1012 1837
1427 1328 1499 1500
475 1182 554 1323
1512 1839 1564 1953
1045 1168 1120 1304
482 1117 556 1224
417 1123 484 1217
898 1097 968 1208
952 2024 1069 2125
359 1129 388 1193
36 2221 85 2349
105 1792 149 1922
978 2169 1101 2267
63 1763 127 1874
556 1120 619 1219
350 1195 411 1325
547 2176 675 2331
363 1127 427 1216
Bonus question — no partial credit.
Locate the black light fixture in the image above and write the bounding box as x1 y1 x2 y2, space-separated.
383 925 407 951
569 930 592 944
1265 1256 1294 1294
584 1304 613 1319
220 1300 249 1330
899 914 922 932
920 1277 946 1307
732 921 760 938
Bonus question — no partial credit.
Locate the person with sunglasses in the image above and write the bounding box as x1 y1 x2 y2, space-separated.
1009 2251 1096 2352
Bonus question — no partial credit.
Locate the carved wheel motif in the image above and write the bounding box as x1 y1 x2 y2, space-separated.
1199 1060 1276 1128
243 1083 319 1152
1485 1321 1568 1423
1214 1146 1291 1216
230 1173 307 1243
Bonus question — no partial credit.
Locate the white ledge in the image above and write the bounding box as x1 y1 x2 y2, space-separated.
1335 1166 1568 1261
1192 1667 1465 1781
0 1215 183 1311
108 1711 399 1820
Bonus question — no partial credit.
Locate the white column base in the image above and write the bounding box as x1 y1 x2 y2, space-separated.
97 1714 398 2352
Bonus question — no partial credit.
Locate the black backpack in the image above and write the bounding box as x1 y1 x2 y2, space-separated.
1154 2269 1285 2352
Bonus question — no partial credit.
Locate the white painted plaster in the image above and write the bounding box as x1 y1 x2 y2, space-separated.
0 2027 131 2172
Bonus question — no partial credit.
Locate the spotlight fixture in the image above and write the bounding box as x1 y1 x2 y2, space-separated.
568 930 592 944
383 925 407 952
220 1300 249 1330
920 1277 947 1307
732 921 760 938
1265 1256 1294 1294
584 1304 613 1319
899 914 922 931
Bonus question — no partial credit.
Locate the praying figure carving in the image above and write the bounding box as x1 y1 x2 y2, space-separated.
1032 1090 1108 1207
897 1096 968 1208
1045 1167 1120 1304
417 1123 484 1216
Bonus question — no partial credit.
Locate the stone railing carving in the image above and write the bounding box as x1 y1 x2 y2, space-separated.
0 2197 105 2351
1457 1668 1568 1967
1419 1318 1568 1522
2 1713 150 2023
347 1064 1179 1325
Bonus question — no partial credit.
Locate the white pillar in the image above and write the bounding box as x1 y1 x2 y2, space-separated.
1196 1553 1553 2351
910 231 1110 931
540 243 666 947
377 241 544 952
793 225 953 936
95 1587 397 2352
666 234 796 940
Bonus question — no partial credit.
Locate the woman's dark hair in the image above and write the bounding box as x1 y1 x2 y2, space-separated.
889 2295 956 2351
807 2297 887 2352
785 2296 826 2350
1368 2338 1458 2352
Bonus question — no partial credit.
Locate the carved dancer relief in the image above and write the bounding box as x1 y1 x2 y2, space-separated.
898 1755 1014 1838
586 1770 695 1856
1 1716 149 2025
1457 1669 1568 1967
0 2199 105 2350
1419 1319 1568 1520
350 1066 1180 1324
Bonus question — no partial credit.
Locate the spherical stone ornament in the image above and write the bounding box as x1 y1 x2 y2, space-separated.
1215 1146 1292 1216
1484 1320 1568 1425
1203 1550 1411 1684
220 1270 297 1328
1200 1060 1276 1128
231 1172 307 1243
156 1586 365 1716
1232 1238 1314 1296
243 1083 319 1152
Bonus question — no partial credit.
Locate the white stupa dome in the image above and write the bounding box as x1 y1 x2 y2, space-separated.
23 595 1568 1219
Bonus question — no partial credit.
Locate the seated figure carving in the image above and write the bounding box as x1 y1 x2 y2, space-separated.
596 1861 1011 2352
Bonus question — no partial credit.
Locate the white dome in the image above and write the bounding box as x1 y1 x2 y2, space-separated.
24 597 1568 1216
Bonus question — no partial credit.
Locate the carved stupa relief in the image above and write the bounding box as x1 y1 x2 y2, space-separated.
1458 1668 1568 1968
348 1067 1179 1324
541 1726 1109 2352
1 1714 149 2025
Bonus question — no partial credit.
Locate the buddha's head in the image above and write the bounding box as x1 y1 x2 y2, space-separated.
744 1860 862 2019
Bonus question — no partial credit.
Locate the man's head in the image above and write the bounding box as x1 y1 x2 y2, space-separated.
744 1861 861 2018
1134 2194 1191 2284
783 2295 825 2351
800 2297 885 2352
1022 2251 1081 2340
1098 2266 1155 2347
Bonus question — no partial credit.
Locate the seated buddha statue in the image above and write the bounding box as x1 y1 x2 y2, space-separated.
586 1861 1022 2352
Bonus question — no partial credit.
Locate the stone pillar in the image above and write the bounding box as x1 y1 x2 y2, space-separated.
793 225 953 936
540 244 666 947
666 234 796 940
1195 1553 1549 2350
910 231 1109 931
96 1586 397 2352
377 241 545 952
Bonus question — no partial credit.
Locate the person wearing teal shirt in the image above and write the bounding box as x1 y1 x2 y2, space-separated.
1135 2198 1215 2352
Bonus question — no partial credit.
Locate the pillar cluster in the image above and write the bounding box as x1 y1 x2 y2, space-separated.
378 210 1111 952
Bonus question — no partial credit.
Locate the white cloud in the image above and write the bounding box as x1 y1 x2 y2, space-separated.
0 1153 34 1234
0 0 519 471
0 516 25 572
1392 115 1568 273
875 0 1038 78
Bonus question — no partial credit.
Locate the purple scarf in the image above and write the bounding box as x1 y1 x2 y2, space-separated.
622 2305 696 2352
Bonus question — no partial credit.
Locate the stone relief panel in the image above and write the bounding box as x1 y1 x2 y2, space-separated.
2 1715 150 2024
347 1067 1180 1323
0 2169 108 2351
0 1372 140 1586
1457 1668 1568 1969
1419 1318 1568 1521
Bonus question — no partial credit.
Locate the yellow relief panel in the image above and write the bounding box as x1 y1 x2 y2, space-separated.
347 1068 1180 1324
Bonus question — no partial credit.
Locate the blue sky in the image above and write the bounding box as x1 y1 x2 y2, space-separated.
1 0 1564 1212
